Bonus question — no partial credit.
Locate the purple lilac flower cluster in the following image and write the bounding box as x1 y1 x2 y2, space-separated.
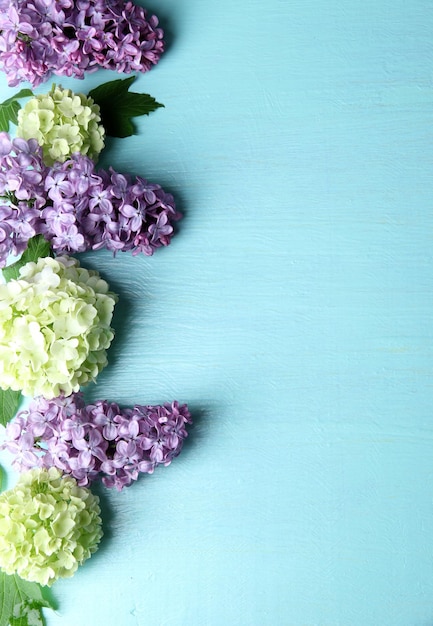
43 153 180 256
0 0 164 86
0 132 180 266
0 135 48 262
2 392 192 490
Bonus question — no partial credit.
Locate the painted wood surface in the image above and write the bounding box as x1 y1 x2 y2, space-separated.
1 0 432 624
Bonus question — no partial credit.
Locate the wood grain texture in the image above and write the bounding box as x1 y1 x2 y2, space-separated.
0 0 432 624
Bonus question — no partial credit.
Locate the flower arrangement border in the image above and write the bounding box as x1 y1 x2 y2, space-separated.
0 2 192 623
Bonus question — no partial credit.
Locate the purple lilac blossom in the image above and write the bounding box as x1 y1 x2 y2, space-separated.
0 133 48 264
0 0 164 86
42 155 181 256
2 393 192 490
0 132 181 265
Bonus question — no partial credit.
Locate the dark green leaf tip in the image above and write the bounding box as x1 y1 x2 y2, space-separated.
89 77 164 138
0 89 33 133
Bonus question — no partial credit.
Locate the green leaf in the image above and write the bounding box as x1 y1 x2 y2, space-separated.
89 76 164 138
17 235 52 266
0 389 22 428
2 235 52 283
1 261 21 283
0 89 33 133
0 573 54 626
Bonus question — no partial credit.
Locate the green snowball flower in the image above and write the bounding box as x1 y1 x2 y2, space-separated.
0 255 117 398
17 85 105 165
0 468 103 586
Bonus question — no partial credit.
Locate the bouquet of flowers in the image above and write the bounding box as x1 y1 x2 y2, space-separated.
0 2 192 623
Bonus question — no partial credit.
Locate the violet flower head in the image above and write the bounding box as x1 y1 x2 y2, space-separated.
0 132 48 265
0 0 164 86
42 154 182 258
2 393 192 491
0 134 181 265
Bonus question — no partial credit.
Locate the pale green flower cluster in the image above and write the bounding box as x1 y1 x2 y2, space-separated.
0 255 117 398
0 468 102 586
17 85 105 165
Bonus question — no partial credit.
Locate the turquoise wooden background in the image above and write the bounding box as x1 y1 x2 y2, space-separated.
1 0 433 624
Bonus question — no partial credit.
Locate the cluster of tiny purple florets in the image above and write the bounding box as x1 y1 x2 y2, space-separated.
0 132 181 266
0 135 47 262
0 0 164 86
2 392 191 490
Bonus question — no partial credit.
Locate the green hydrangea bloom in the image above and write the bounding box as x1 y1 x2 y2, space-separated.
0 468 102 586
0 255 117 398
16 85 105 165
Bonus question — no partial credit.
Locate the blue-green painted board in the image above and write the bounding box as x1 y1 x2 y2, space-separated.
0 0 432 624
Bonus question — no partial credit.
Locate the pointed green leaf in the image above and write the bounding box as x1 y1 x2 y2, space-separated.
19 235 52 265
0 573 54 626
0 388 22 426
2 235 53 283
0 89 33 132
0 90 33 108
89 76 164 138
8 102 21 128
0 109 7 134
1 261 22 283
0 389 22 427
